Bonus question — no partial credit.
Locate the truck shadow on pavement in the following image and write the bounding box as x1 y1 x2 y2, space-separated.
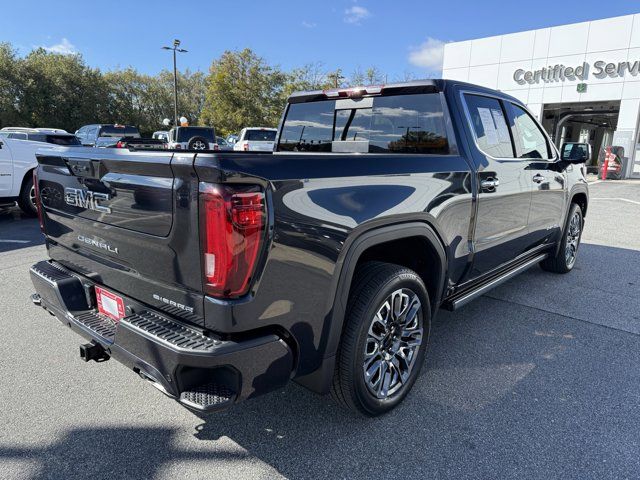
185 244 640 479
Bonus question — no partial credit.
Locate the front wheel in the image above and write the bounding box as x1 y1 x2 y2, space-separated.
331 262 431 416
17 175 37 217
540 203 583 273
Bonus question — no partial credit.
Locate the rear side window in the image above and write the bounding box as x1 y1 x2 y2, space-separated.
463 94 514 158
508 103 552 159
8 132 27 140
278 93 449 154
246 130 276 141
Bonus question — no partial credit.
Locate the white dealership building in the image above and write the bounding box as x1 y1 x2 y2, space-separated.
442 13 640 178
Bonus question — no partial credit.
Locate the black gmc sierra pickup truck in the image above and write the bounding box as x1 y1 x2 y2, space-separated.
30 80 588 416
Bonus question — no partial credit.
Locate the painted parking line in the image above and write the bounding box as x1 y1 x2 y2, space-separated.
590 197 640 205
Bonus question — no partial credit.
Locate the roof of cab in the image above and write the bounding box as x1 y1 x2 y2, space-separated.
287 78 522 106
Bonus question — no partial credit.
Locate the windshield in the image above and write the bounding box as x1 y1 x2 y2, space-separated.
278 93 449 154
246 129 276 142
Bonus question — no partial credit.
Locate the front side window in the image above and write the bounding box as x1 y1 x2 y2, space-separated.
509 104 552 159
464 94 514 159
278 93 449 154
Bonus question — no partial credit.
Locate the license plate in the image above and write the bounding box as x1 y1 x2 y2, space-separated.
95 286 125 322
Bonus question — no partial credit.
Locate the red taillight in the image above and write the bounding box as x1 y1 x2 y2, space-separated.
175 144 182 150
243 142 249 151
33 169 44 232
199 183 266 298
214 144 220 151
115 141 125 148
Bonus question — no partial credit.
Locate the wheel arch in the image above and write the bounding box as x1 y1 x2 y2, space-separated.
294 221 448 394
20 167 35 193
571 190 588 218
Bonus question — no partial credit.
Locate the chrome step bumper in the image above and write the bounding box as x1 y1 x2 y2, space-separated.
29 260 293 412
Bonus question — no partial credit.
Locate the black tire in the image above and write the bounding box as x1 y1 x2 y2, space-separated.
331 262 431 416
17 175 37 217
540 203 583 274
188 136 209 151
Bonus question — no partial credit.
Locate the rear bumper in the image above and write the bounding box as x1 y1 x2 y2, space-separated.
29 260 293 412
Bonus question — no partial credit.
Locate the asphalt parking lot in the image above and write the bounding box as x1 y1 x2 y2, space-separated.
0 180 639 480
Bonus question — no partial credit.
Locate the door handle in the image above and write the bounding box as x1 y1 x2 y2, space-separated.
532 174 546 183
480 178 499 191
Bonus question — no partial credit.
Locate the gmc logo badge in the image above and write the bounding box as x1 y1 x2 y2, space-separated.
64 188 111 214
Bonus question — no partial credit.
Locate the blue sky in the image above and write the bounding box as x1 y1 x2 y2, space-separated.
3 1 639 80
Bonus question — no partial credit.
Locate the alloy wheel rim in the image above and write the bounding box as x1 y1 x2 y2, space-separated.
363 288 423 399
193 140 206 150
565 211 581 268
29 185 36 209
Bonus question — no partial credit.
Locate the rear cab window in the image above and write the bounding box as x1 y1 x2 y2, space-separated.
177 127 215 143
45 135 81 146
277 92 450 154
99 125 140 138
246 129 277 142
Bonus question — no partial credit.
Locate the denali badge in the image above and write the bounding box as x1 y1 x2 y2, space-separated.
152 294 195 314
77 235 119 254
64 187 111 213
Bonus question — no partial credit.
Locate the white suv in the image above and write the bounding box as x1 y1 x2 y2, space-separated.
233 127 277 152
0 129 80 215
167 127 218 151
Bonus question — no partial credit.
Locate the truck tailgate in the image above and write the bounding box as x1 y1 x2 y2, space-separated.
35 147 206 326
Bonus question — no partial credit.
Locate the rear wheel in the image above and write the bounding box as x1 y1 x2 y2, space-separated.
331 262 430 416
540 203 583 273
17 175 37 217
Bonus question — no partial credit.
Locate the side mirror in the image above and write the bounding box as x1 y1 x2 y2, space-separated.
560 142 591 163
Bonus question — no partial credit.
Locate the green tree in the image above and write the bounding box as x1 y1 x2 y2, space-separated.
0 43 22 128
18 48 110 132
283 62 335 97
200 49 286 136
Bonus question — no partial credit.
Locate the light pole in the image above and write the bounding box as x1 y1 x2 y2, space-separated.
162 39 187 127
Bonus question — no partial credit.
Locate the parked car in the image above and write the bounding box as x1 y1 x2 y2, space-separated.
167 126 218 150
0 133 80 215
152 131 169 142
1 127 68 135
0 128 79 146
30 79 588 416
233 127 277 151
75 124 140 147
216 136 233 151
226 134 239 146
